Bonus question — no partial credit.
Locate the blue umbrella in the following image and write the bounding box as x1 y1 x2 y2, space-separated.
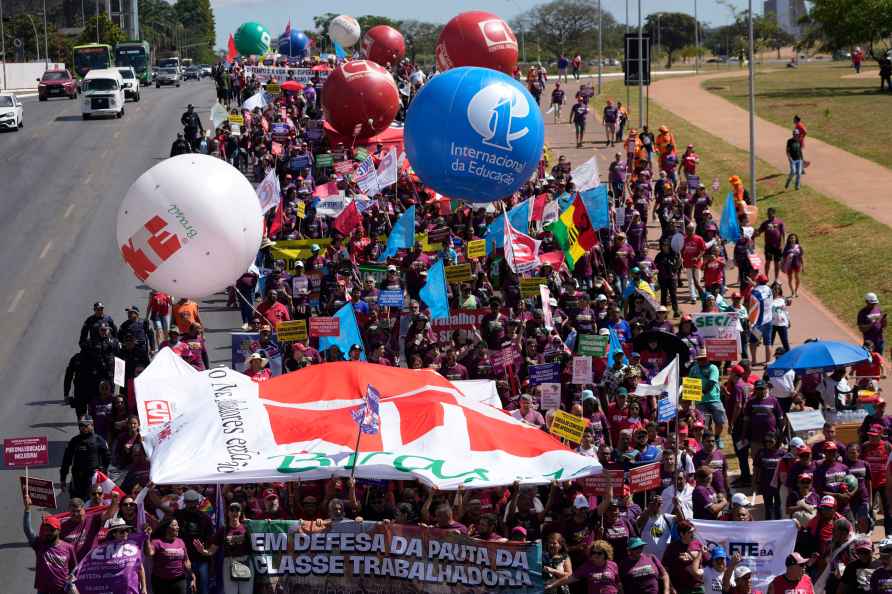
767 340 870 377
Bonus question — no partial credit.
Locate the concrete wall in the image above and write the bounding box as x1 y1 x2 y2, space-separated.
0 63 66 91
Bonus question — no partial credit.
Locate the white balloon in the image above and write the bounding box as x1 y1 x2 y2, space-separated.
116 154 263 299
328 15 361 48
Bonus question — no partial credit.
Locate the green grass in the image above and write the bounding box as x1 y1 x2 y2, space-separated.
596 77 892 332
703 62 892 170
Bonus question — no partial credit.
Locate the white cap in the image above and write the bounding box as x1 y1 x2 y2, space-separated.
731 492 751 507
733 565 752 580
866 292 879 304
790 436 806 449
573 493 590 509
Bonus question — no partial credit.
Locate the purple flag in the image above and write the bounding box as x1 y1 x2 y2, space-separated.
351 384 381 435
74 533 146 594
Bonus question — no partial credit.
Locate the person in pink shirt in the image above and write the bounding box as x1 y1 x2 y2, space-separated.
681 144 700 182
144 518 195 594
681 224 707 303
244 352 272 383
256 289 291 326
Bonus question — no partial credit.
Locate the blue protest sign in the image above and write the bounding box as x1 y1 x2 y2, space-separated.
529 362 561 385
657 395 677 422
377 289 404 308
290 155 311 170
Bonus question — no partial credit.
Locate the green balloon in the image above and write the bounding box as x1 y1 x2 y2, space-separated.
234 22 272 56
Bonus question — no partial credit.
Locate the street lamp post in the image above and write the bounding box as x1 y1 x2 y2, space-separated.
694 0 700 73
747 0 756 203
26 14 40 62
637 0 643 128
96 0 100 42
42 0 48 68
597 0 602 94
0 0 6 90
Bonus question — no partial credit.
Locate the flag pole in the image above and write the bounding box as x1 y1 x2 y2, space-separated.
349 426 362 480
501 202 520 275
673 354 680 502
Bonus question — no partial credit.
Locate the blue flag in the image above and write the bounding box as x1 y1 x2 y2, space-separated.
333 40 347 59
351 384 381 435
319 303 366 360
484 199 530 254
607 328 627 365
419 258 449 320
378 206 415 262
580 185 610 229
719 191 741 243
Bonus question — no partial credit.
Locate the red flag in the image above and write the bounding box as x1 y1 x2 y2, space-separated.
268 198 285 238
226 33 237 63
333 201 362 235
92 470 126 505
313 181 340 198
531 193 549 222
271 141 283 156
503 209 541 273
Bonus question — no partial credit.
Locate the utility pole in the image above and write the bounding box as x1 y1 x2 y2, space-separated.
597 0 602 94
95 0 99 43
625 0 629 114
747 0 756 203
694 0 700 72
42 0 48 68
26 14 40 62
0 0 6 90
637 0 643 128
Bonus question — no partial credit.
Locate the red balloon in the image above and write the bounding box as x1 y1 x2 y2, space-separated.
361 25 406 67
436 11 518 75
322 60 400 138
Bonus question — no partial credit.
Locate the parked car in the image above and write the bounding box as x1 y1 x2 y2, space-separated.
0 92 24 131
199 64 212 77
156 67 181 88
37 69 78 101
116 67 141 101
183 66 201 81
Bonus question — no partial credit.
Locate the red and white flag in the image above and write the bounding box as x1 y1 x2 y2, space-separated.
503 203 541 273
92 470 126 505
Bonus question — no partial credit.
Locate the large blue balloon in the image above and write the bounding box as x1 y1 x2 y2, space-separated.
405 67 544 203
278 30 310 58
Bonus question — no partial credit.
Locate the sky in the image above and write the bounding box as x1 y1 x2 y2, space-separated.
209 0 760 51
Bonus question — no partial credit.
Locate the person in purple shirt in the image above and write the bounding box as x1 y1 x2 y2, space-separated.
693 432 730 496
859 399 892 442
608 153 627 200
692 465 728 519
785 472 819 517
812 423 849 464
598 499 639 563
813 442 850 499
754 208 786 282
845 443 872 531
620 537 670 594
625 211 648 263
784 446 817 491
610 233 637 293
858 292 886 354
753 432 785 519
549 540 622 594
23 498 77 594
742 380 785 453
511 394 546 428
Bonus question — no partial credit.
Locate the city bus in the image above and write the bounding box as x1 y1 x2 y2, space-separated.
115 41 151 85
73 43 114 80
182 58 193 68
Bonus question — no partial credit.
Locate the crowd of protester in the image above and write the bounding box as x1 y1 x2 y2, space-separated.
27 51 892 594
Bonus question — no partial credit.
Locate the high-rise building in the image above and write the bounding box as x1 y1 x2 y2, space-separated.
5 0 137 38
764 0 807 38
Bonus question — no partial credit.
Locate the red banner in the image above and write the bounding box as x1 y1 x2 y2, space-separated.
581 469 625 496
20 476 56 508
309 317 340 337
4 436 48 467
629 462 662 493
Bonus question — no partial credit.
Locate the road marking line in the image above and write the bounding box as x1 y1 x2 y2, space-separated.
101 149 109 159
82 174 92 185
63 204 75 219
113 130 120 139
7 289 24 313
39 241 53 260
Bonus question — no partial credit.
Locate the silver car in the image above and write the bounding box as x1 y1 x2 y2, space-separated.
116 67 141 101
156 67 181 88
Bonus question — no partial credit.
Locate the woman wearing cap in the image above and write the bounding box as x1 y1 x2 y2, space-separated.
195 501 253 594
619 536 670 594
547 540 621 594
145 518 195 594
104 518 148 594
243 352 271 382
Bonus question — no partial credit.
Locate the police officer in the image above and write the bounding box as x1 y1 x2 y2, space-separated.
180 104 204 149
119 305 155 357
78 301 117 349
60 416 110 499
170 132 192 157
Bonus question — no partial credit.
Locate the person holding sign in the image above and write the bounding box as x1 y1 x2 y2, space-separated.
23 496 77 594
688 352 726 449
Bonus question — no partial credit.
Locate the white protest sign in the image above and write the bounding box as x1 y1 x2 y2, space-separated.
113 357 126 388
539 383 562 411
572 356 592 385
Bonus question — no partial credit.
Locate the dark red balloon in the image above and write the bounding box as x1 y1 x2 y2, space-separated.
436 11 518 75
361 25 406 67
322 60 400 138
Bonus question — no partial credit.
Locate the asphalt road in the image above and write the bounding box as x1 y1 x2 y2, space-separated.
0 79 239 585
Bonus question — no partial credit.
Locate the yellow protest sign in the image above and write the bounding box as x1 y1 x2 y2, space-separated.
228 114 244 126
276 320 307 342
266 83 281 96
467 239 487 259
270 238 334 270
418 232 442 253
295 201 306 219
445 264 473 284
682 377 703 401
520 277 547 297
550 410 587 443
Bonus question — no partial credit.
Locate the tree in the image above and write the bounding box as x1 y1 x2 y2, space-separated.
78 14 126 47
399 19 442 63
755 16 795 59
804 0 892 55
644 12 702 68
174 0 216 63
519 0 618 60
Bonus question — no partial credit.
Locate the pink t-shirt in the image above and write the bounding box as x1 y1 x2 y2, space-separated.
151 538 188 580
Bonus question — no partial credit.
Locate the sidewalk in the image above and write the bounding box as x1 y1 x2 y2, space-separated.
648 71 892 229
540 81 860 350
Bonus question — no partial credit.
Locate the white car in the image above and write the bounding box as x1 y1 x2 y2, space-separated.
116 67 141 102
0 92 24 131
